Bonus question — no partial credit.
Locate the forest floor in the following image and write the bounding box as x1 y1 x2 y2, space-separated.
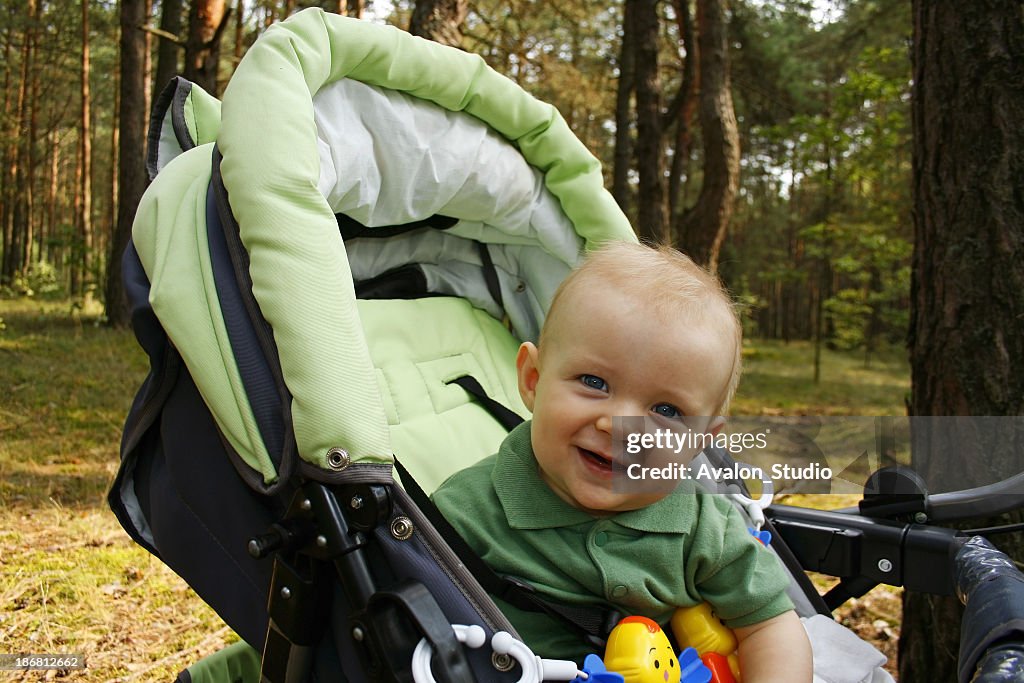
0 298 907 681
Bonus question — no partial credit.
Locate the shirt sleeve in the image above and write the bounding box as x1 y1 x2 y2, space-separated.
689 497 795 629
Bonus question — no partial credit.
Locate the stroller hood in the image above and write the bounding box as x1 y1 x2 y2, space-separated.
132 8 635 486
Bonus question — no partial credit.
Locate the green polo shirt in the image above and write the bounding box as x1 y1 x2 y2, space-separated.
431 421 794 662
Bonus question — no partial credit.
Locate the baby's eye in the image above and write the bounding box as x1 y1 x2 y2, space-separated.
579 374 608 391
653 403 682 419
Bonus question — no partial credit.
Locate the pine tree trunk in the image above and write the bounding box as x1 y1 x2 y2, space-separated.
633 0 667 245
184 0 229 95
611 0 636 214
80 0 93 299
903 3 1024 682
409 0 468 48
44 130 58 266
344 0 364 18
666 0 698 224
7 0 37 285
676 0 739 272
151 0 184 113
24 48 40 280
233 0 244 68
106 0 149 327
0 15 9 286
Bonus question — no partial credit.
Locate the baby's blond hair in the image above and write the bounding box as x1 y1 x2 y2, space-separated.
540 241 743 414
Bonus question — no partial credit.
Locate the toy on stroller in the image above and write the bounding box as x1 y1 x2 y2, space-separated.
109 9 1024 683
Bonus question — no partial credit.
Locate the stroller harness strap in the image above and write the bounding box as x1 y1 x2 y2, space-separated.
446 375 524 433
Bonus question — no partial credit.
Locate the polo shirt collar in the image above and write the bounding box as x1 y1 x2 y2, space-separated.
492 421 695 533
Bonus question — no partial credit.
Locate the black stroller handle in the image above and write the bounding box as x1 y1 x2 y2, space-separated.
954 536 1024 683
922 472 1024 523
834 471 1024 524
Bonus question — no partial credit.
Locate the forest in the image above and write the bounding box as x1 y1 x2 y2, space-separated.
0 0 911 372
1 2 1022 682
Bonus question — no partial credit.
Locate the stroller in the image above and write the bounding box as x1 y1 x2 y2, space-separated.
109 9 1024 683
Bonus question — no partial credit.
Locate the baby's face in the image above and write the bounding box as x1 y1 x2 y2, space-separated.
517 288 735 514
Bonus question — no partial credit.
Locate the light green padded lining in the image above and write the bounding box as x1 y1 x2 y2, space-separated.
357 298 528 494
133 144 277 483
182 82 222 148
154 80 221 177
217 8 637 471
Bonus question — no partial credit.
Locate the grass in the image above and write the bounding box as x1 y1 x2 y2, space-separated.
0 299 232 681
0 299 911 681
733 339 911 416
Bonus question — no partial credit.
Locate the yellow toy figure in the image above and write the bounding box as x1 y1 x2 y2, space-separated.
604 616 681 683
670 604 741 683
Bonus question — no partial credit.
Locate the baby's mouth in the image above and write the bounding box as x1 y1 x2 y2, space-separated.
578 447 614 472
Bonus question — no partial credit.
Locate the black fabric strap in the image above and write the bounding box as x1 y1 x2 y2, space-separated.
335 213 458 240
446 375 524 432
476 243 505 312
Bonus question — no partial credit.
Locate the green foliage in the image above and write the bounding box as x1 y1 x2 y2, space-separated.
16 261 65 298
723 0 912 357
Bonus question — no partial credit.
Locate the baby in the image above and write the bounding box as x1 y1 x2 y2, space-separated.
432 242 812 682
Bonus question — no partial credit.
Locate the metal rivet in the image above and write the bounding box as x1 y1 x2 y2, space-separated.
878 558 893 573
350 496 364 510
390 516 414 541
492 652 515 672
326 447 351 470
914 512 928 524
280 587 292 600
352 626 365 642
300 499 312 511
316 535 327 548
514 281 526 293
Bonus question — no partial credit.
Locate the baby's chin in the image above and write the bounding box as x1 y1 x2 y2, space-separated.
570 488 669 516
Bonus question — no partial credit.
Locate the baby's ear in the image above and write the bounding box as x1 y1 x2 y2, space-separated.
516 342 540 412
706 416 727 435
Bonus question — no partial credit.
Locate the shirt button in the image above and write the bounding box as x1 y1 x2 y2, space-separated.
611 585 629 598
594 532 608 547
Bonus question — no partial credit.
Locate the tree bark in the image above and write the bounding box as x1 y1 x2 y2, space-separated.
666 0 698 224
7 0 38 285
903 3 1024 682
340 0 364 17
80 0 93 298
106 0 149 327
184 0 229 95
633 0 667 245
409 0 468 49
233 0 244 67
0 11 11 286
44 130 58 266
152 0 184 114
611 0 636 214
676 0 739 272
